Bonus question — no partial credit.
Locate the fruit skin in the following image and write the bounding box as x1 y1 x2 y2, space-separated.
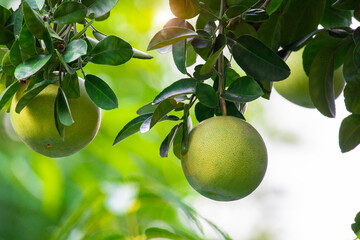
10 78 101 158
274 49 345 108
181 116 267 201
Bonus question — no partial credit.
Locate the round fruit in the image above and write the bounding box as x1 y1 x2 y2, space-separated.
274 49 345 108
181 116 267 201
10 78 101 158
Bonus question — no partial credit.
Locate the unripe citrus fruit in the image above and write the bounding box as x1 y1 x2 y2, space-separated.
274 49 345 108
10 78 101 158
181 116 267 201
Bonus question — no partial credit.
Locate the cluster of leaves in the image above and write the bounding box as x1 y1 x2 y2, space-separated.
0 0 152 137
113 0 360 158
353 211 360 239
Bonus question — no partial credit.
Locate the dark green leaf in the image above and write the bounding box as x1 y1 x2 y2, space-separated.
153 78 197 104
354 27 360 44
181 106 191 155
241 8 269 22
351 211 360 236
193 65 213 81
85 74 118 110
225 67 240 87
25 0 44 9
70 19 94 41
172 40 187 74
54 91 65 138
169 0 200 19
2 51 16 76
195 102 214 122
63 39 87 63
90 36 133 66
56 87 74 126
257 11 281 51
53 1 87 24
222 76 264 102
22 0 46 39
186 42 197 67
55 49 75 75
309 46 336 118
224 101 245 120
62 73 80 98
113 113 153 145
332 0 360 10
339 114 360 152
160 125 179 158
266 0 284 14
19 24 36 59
13 7 23 37
9 38 22 66
343 44 360 82
136 102 157 115
150 99 177 129
353 41 360 69
132 48 153 59
43 28 53 53
147 27 198 51
95 11 110 21
173 123 183 160
15 79 56 113
231 35 290 81
344 81 360 114
200 34 226 75
280 0 326 47
0 80 20 110
195 82 218 108
14 54 51 79
321 0 352 28
0 25 14 45
82 0 118 18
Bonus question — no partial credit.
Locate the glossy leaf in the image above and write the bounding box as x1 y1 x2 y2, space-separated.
169 0 200 19
62 73 80 99
113 113 153 145
332 0 360 10
14 54 51 79
353 41 360 69
266 0 284 14
25 0 44 9
0 81 20 110
309 46 336 118
231 35 290 81
200 34 226 75
85 74 118 110
63 39 87 63
53 1 88 24
147 27 198 51
9 38 22 66
90 36 133 66
222 76 264 103
0 25 14 45
43 28 53 53
136 102 157 115
195 102 214 122
12 7 23 38
1 52 15 76
160 125 179 158
150 99 177 129
56 87 74 126
19 24 36 58
193 65 213 81
172 41 187 74
241 8 269 22
22 0 46 39
339 114 360 153
257 11 281 51
173 123 183 160
153 78 197 104
55 49 75 75
344 81 360 114
15 79 56 113
352 211 360 237
343 44 360 82
82 0 118 18
195 82 218 108
132 48 153 59
70 19 94 41
321 0 352 28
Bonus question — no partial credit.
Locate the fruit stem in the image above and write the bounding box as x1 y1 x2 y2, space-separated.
218 0 227 116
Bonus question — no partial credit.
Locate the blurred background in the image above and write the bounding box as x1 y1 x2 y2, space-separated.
0 1 360 240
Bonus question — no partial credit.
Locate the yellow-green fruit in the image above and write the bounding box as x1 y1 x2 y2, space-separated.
181 116 267 201
274 49 345 108
10 79 101 158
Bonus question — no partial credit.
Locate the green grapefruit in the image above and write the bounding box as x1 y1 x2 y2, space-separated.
10 78 101 158
181 116 267 201
274 49 345 108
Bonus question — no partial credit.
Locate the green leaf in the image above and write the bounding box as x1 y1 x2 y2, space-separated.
231 35 290 81
225 67 241 87
13 7 23 38
82 0 119 18
113 113 153 145
25 0 44 9
153 78 197 104
43 28 53 53
55 49 75 75
172 40 187 74
2 51 16 76
9 38 22 66
85 74 118 110
195 102 214 122
332 0 360 10
195 82 218 108
173 123 183 159
344 81 360 114
257 11 281 51
63 39 87 63
56 87 74 126
0 25 14 45
321 0 352 28
70 19 94 41
0 80 20 111
132 48 153 59
147 27 198 51
62 73 80 99
266 0 284 14
150 99 177 129
15 79 56 113
19 24 36 59
222 76 264 102
136 102 157 115
343 44 360 82
53 1 88 24
193 65 213 81
0 0 21 10
353 41 360 69
22 0 46 39
169 0 200 19
339 114 360 152
280 0 326 47
14 54 51 79
352 211 360 236
160 125 180 158
200 34 226 75
90 36 133 66
309 46 336 118
241 8 269 22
